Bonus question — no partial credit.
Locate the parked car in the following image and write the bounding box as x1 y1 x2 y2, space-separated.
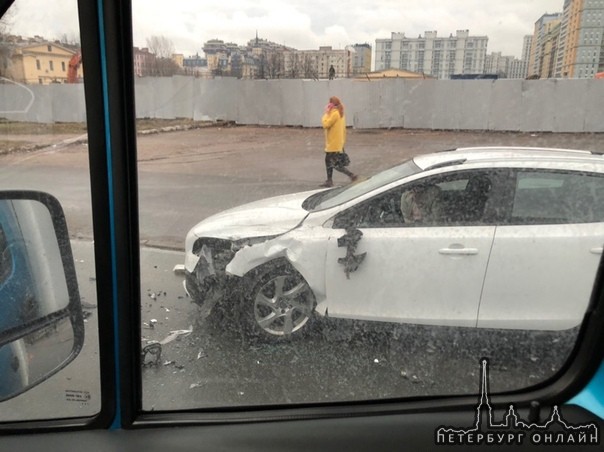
184 147 604 338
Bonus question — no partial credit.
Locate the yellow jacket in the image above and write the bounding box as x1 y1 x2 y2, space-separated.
322 109 346 152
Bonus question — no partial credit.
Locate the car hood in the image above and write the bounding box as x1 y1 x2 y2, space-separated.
189 189 323 241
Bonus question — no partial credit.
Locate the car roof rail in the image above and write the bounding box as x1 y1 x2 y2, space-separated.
424 159 467 171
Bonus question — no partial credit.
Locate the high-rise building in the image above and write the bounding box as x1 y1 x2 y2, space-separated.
508 59 529 79
485 52 515 77
527 13 562 78
555 0 604 78
375 30 488 79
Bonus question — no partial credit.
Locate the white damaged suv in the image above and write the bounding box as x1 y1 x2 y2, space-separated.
184 147 604 339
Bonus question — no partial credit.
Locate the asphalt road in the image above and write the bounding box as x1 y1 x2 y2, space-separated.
0 126 596 415
2 126 603 248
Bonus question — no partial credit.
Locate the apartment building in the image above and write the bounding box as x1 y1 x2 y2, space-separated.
375 30 488 79
133 47 155 77
527 13 563 78
508 59 529 79
485 52 515 77
555 0 604 78
7 40 81 84
281 46 351 79
349 43 372 75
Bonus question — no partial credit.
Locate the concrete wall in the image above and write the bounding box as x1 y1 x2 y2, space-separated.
2 76 604 133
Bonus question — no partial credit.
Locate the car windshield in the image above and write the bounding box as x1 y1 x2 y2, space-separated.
303 159 422 211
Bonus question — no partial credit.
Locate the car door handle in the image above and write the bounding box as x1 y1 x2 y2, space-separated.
590 247 603 255
438 247 479 256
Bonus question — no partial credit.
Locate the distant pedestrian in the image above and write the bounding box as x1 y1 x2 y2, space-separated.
328 65 335 80
320 96 358 187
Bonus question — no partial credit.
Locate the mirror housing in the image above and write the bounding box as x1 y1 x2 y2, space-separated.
0 191 84 401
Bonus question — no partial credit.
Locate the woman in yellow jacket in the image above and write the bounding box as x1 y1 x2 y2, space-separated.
320 96 357 187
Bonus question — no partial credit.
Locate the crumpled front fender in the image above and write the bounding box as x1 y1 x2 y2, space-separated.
226 229 329 308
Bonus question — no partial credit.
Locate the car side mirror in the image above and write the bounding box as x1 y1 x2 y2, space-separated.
0 191 84 402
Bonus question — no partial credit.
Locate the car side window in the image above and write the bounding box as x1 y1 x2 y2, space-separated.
511 171 604 224
334 170 502 228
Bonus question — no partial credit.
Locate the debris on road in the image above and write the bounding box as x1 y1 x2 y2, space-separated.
142 342 162 367
159 326 193 345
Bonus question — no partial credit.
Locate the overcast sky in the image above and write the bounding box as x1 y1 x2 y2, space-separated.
9 0 562 58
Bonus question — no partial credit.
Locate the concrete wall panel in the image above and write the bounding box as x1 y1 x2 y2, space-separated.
170 76 195 119
349 81 383 129
583 81 604 132
521 80 557 132
192 78 238 122
302 80 330 127
488 81 523 131
279 79 305 126
458 81 492 130
134 78 155 118
50 85 86 123
431 81 462 130
552 79 589 133
2 77 604 133
0 83 38 120
27 86 53 123
402 80 438 129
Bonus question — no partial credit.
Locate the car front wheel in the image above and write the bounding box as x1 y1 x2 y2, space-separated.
247 265 316 339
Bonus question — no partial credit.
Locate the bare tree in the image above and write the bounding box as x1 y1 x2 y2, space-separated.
287 53 301 79
0 9 14 79
57 33 80 47
146 35 180 76
303 55 318 80
266 51 283 79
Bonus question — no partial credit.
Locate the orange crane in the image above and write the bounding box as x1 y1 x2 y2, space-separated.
67 53 82 83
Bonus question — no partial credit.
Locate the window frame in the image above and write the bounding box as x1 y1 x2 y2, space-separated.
0 0 603 440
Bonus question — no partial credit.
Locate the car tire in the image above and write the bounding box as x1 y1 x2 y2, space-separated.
244 263 316 341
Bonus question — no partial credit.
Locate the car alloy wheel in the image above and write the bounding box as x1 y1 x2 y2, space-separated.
251 268 315 337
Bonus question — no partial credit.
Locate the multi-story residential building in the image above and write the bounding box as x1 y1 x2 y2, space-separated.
508 58 529 79
374 30 488 79
522 35 533 62
527 13 562 78
539 21 562 78
202 35 354 79
282 46 351 79
555 0 604 78
500 36 533 79
348 43 372 75
485 52 516 77
6 39 82 84
133 47 155 77
202 39 241 75
182 53 208 76
247 36 294 79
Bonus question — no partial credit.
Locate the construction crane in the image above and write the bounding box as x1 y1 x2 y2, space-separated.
67 53 82 83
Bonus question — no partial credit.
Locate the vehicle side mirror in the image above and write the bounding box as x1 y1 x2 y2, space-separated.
0 191 83 402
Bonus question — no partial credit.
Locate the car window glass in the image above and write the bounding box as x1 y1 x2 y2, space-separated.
512 171 604 224
337 170 500 228
129 0 602 412
0 0 100 421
